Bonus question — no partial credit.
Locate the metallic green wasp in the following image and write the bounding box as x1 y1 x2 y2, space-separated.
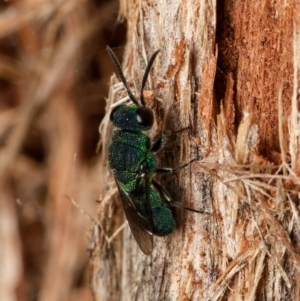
106 46 200 254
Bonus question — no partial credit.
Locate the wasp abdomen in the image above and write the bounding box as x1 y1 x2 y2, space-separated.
132 189 175 236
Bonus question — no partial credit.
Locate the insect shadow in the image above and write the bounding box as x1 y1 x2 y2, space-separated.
106 46 208 255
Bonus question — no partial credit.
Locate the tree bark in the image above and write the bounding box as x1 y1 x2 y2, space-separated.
91 0 300 300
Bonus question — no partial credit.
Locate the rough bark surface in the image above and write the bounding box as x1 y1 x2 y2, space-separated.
91 0 300 300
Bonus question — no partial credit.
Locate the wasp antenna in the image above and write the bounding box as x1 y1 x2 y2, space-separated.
106 46 139 106
140 49 160 106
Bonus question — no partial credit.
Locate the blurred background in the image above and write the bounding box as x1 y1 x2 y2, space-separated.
0 0 126 300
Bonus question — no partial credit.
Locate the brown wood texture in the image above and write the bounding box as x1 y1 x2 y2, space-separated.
92 0 300 300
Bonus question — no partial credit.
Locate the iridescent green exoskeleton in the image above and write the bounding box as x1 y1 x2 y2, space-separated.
106 46 200 255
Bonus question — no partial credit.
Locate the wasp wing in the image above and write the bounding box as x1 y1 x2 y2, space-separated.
116 182 153 255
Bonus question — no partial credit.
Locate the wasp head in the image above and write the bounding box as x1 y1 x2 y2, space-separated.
110 104 154 131
106 46 159 132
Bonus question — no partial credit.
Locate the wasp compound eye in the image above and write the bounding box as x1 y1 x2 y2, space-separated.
136 106 154 127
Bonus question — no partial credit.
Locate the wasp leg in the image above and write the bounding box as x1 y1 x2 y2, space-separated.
151 126 191 153
155 158 197 174
152 180 209 214
170 126 191 134
152 179 172 202
150 133 165 152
